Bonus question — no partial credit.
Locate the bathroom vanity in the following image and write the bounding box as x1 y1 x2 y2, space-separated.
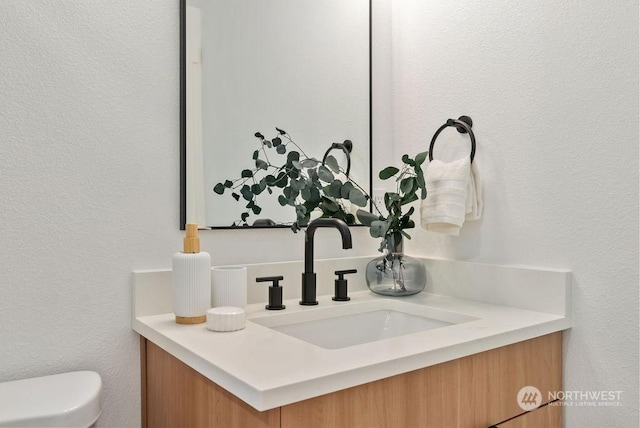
133 257 571 428
140 332 561 427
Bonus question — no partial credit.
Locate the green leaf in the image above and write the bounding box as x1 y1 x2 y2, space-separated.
401 154 416 166
319 197 339 213
379 166 399 180
295 204 307 219
324 155 340 173
276 145 286 154
241 169 253 178
265 174 276 185
302 200 319 217
264 140 272 148
275 127 286 135
252 150 259 160
272 137 282 146
309 169 320 184
213 183 226 194
415 151 428 165
283 186 299 201
318 165 334 182
232 192 240 201
254 132 264 139
386 192 402 203
401 193 418 205
255 159 268 170
287 151 300 163
224 180 233 188
301 187 311 201
416 169 426 199
325 180 343 198
241 185 252 201
356 209 380 226
370 220 390 238
301 159 320 168
308 186 320 202
348 187 368 207
278 195 288 206
400 209 415 228
329 207 348 223
251 183 263 195
400 177 416 195
252 205 262 215
292 160 302 170
340 181 354 199
291 179 305 191
241 212 250 222
275 172 288 188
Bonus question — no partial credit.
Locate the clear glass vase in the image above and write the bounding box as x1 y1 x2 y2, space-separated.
365 238 426 296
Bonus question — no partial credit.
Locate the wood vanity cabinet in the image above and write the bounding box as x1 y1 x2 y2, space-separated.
140 332 562 428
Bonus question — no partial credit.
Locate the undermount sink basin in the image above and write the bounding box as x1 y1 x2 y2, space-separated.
249 298 477 349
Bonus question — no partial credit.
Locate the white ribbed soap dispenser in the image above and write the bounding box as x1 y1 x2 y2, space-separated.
172 224 211 324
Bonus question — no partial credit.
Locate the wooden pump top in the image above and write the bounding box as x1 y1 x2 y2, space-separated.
183 223 201 253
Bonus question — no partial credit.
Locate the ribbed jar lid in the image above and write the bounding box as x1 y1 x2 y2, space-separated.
207 306 246 332
0 371 102 427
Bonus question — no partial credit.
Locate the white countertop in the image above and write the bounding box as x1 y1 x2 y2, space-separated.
132 258 572 411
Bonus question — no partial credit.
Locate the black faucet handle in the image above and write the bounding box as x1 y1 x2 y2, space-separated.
256 276 284 286
256 276 285 310
334 269 357 279
332 269 357 302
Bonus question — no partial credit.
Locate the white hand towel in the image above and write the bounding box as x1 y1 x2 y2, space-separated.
465 160 483 221
420 157 483 235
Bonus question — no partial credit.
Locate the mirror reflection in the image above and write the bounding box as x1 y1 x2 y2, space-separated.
181 0 371 229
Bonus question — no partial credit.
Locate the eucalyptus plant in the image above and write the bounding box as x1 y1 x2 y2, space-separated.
356 151 428 252
213 127 370 232
214 127 429 253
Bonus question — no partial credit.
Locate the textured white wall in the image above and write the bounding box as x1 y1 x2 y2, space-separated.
0 1 638 427
0 1 181 426
0 2 375 426
391 1 639 426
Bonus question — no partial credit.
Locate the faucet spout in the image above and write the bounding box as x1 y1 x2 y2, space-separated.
300 218 353 305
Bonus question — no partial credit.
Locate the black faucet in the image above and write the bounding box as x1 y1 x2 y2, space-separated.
300 218 353 305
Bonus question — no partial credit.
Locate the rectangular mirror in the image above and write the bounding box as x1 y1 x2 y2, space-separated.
180 0 372 229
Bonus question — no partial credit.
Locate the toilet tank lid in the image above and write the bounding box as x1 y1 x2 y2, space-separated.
0 371 102 427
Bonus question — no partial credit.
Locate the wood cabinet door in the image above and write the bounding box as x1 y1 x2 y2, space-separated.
281 333 562 428
141 339 280 428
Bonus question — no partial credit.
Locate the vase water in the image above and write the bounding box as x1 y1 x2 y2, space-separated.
365 238 426 296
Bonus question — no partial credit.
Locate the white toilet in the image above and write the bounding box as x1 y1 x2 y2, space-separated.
0 371 102 427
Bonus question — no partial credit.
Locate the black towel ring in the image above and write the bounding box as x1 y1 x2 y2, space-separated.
322 140 353 177
428 115 476 163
